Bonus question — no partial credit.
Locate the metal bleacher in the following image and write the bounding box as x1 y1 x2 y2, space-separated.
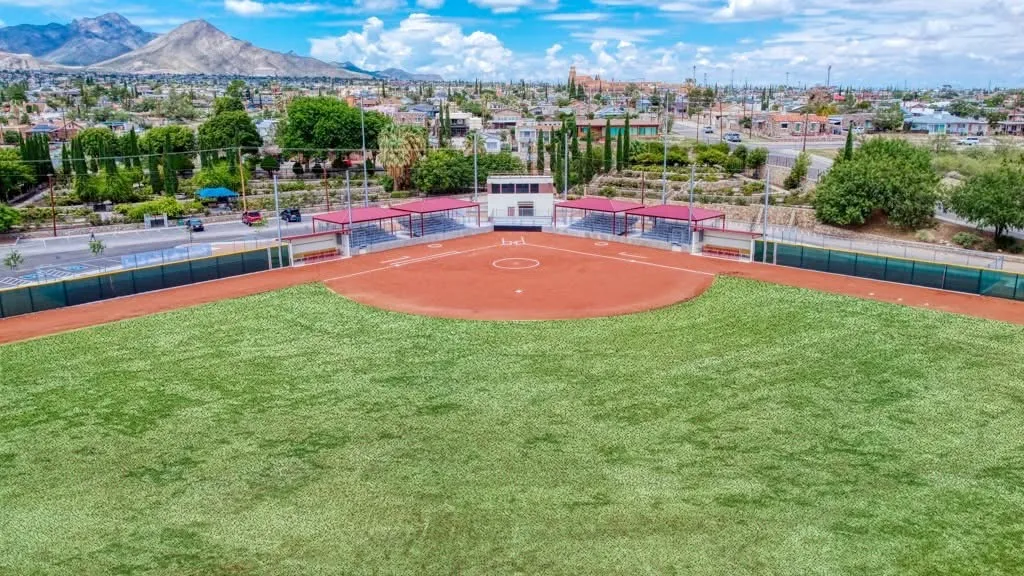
641 219 692 245
350 224 398 247
568 213 637 236
400 215 466 237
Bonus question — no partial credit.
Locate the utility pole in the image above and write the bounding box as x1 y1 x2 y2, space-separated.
48 175 56 237
661 116 668 204
238 147 247 211
345 170 352 231
273 174 283 265
359 91 369 207
802 111 809 152
826 65 832 89
687 164 695 247
473 131 479 201
762 167 771 262
323 169 330 212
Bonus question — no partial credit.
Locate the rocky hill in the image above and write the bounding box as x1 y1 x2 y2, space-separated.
0 13 156 66
94 20 368 78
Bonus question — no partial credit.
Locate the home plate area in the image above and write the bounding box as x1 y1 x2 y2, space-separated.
325 235 713 321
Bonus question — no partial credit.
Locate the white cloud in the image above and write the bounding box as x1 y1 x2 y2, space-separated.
306 0 1024 85
714 0 794 20
225 0 265 15
131 16 189 30
570 26 664 43
310 14 514 76
541 12 607 21
224 0 405 17
467 0 554 13
416 0 444 7
354 0 404 10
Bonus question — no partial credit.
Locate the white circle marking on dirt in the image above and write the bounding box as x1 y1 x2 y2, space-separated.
492 258 541 270
428 243 443 248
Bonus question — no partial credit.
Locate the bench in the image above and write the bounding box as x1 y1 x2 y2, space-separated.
294 248 339 263
703 245 750 260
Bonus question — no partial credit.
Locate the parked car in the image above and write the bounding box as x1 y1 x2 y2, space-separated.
280 207 302 222
242 211 264 226
185 218 204 232
703 126 715 134
724 132 742 143
957 137 980 146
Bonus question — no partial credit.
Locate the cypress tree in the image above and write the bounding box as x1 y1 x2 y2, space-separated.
162 133 177 196
603 119 612 172
615 130 623 170
843 125 855 161
584 125 593 182
622 115 631 169
147 153 162 194
61 143 72 177
536 131 545 173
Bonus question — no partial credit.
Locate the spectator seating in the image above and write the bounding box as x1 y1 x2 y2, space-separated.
568 213 637 236
641 219 692 245
350 224 398 247
400 215 466 237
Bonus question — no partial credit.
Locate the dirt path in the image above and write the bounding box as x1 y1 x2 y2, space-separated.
1 232 1022 346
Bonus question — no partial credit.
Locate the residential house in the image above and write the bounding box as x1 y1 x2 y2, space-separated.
752 113 829 138
490 109 521 130
515 119 538 150
594 106 626 118
395 110 428 127
997 111 1024 136
577 118 659 141
408 103 438 119
256 119 279 142
906 113 987 136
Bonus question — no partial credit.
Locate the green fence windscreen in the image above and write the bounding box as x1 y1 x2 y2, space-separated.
757 242 1023 303
0 247 285 319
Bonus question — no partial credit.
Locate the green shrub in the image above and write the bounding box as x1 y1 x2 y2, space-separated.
952 232 982 249
116 197 203 223
915 230 936 243
598 186 617 198
389 191 411 199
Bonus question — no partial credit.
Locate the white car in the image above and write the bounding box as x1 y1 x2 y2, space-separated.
703 126 714 134
957 137 980 146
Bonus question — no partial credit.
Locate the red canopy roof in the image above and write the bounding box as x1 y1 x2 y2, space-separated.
312 206 410 226
627 204 725 222
393 197 479 214
555 197 643 213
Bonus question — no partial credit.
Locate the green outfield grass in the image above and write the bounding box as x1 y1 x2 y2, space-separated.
1 278 1023 575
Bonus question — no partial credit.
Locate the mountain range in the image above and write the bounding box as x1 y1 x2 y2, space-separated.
338 61 444 82
0 14 443 81
0 13 156 66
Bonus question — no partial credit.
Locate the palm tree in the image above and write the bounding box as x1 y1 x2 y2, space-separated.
379 124 427 191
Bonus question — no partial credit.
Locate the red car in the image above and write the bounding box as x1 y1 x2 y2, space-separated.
242 211 264 226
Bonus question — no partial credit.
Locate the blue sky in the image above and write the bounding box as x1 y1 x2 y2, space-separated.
3 0 1024 86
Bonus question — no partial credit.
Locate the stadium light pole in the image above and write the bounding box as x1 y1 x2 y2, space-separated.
688 163 695 247
273 173 283 265
360 90 369 207
346 169 353 230
661 112 668 204
762 167 770 262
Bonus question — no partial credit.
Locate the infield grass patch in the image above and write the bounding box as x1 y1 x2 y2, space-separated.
1 278 1023 575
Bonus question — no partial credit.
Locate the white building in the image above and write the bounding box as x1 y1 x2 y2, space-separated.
486 174 556 224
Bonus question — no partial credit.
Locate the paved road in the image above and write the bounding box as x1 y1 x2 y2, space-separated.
670 119 836 177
